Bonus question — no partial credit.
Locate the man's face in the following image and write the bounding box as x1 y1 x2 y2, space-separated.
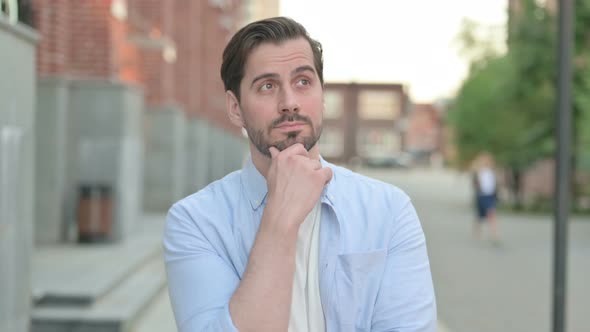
230 37 323 157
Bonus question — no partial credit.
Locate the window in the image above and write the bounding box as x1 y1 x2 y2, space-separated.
0 0 33 26
323 90 343 119
356 128 401 157
357 90 401 120
319 127 343 158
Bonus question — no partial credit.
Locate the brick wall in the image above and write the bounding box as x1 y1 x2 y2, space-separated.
405 103 441 153
127 0 241 132
32 0 245 134
200 1 242 133
128 0 175 104
172 0 199 117
68 1 113 78
522 159 554 203
33 0 140 80
33 0 70 75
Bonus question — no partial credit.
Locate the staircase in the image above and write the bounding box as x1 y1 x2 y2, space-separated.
31 215 171 332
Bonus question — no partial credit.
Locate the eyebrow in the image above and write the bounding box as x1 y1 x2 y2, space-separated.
250 65 316 88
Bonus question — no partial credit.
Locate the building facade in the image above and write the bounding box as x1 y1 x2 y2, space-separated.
404 103 443 165
321 83 410 165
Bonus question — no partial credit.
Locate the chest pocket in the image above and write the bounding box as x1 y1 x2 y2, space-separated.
333 249 387 331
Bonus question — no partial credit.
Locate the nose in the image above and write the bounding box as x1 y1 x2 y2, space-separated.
278 86 299 114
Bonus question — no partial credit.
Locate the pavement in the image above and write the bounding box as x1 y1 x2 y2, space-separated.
130 288 176 332
361 167 590 332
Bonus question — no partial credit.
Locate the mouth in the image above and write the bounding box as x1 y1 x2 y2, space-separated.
274 121 307 131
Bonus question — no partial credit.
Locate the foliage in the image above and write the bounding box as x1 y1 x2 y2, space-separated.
448 0 557 171
448 0 590 208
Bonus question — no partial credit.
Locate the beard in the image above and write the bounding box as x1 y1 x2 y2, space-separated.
244 113 322 158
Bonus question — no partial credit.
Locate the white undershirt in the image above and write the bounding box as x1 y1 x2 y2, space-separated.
288 201 325 332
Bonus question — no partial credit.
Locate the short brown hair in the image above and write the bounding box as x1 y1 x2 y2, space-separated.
220 17 324 101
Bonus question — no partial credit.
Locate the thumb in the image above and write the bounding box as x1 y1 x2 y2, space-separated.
269 146 279 159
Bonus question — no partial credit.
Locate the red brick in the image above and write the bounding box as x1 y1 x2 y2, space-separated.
32 0 244 134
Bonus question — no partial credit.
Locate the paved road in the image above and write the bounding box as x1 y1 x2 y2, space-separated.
361 167 590 332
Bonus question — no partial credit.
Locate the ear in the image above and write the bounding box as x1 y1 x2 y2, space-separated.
226 90 244 128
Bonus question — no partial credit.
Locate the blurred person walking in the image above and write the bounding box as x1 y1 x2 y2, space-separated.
471 153 500 243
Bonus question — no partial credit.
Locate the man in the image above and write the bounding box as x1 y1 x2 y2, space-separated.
164 17 436 332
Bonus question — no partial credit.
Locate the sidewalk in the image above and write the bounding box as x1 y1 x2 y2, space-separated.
361 167 590 332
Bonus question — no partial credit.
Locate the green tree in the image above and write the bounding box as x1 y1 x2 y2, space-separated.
449 0 559 207
450 0 590 209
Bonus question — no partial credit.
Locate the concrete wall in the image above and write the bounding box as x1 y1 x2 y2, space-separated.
0 18 38 332
35 78 248 242
35 77 69 244
67 80 144 242
144 105 186 212
184 117 210 196
221 128 248 178
206 125 247 184
184 119 247 197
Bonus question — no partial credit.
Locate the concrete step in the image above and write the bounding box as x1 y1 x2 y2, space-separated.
30 214 167 332
32 217 164 306
31 253 166 332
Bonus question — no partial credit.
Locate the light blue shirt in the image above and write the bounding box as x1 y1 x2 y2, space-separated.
164 157 437 332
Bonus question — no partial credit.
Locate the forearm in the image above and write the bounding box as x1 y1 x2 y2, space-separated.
229 208 299 332
229 144 331 331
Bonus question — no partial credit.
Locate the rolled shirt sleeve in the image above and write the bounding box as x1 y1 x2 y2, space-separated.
371 198 437 332
163 203 240 332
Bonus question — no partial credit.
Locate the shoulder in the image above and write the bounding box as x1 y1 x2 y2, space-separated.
179 170 241 205
167 170 243 227
324 163 421 252
328 163 411 207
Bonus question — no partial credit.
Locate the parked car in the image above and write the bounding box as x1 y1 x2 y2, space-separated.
364 153 412 169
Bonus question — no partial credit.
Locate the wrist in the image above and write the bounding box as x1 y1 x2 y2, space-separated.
260 200 301 241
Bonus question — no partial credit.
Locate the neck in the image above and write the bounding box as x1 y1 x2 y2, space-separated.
251 143 320 178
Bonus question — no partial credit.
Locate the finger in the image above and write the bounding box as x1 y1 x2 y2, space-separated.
288 154 318 168
308 159 322 170
319 167 333 184
269 146 279 159
282 143 308 157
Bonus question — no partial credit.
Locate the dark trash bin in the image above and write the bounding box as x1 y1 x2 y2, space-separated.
77 184 113 243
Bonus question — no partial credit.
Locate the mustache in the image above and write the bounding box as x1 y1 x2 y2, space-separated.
270 114 312 128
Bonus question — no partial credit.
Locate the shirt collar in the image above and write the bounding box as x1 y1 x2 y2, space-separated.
240 155 336 211
240 156 268 210
319 157 336 207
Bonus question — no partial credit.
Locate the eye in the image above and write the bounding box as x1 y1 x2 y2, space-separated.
297 78 310 86
260 82 274 91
